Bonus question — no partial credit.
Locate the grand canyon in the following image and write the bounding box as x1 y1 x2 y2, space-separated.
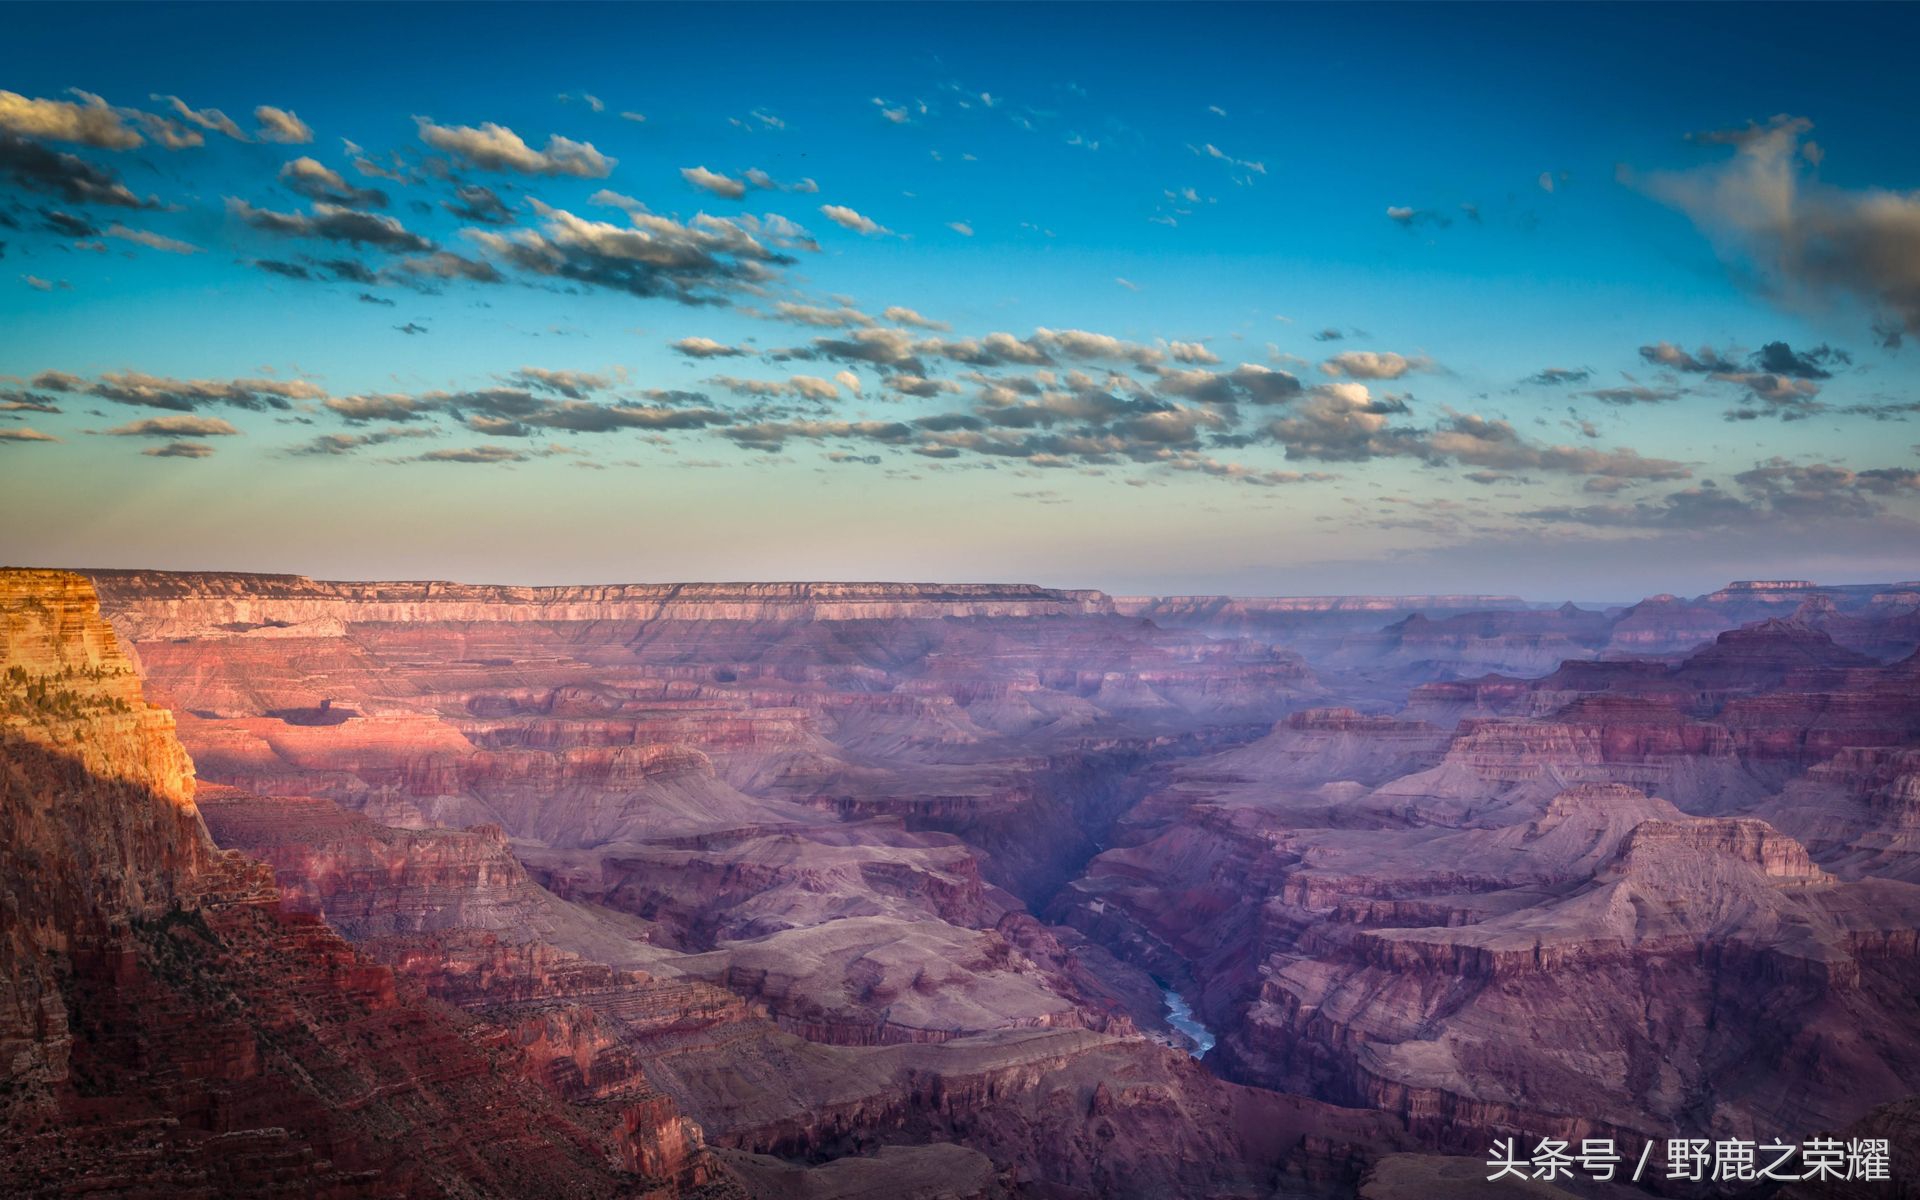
6 566 1920 1196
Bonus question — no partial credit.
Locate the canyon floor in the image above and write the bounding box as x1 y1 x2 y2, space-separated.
5 569 1920 1197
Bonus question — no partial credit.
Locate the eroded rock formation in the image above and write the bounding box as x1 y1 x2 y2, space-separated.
29 566 1920 1194
1058 617 1920 1157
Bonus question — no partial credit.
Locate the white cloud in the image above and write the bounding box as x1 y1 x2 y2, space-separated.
820 204 893 237
254 105 314 144
0 88 143 148
106 224 202 254
672 336 746 358
416 117 614 177
1193 141 1265 176
682 165 746 198
882 305 947 331
152 94 247 141
1319 350 1433 380
1634 114 1920 339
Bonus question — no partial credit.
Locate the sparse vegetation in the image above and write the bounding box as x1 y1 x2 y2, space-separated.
2 665 133 720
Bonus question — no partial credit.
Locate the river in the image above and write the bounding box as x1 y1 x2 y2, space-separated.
1161 987 1215 1058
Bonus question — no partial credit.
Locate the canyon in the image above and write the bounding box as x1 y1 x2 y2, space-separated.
5 566 1919 1196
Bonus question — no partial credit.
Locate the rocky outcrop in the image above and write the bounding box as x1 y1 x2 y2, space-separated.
649 1026 1411 1198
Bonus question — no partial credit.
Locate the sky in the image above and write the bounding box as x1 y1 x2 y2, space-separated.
1 1 1917 600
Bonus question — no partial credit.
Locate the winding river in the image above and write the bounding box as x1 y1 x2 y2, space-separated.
1160 987 1216 1058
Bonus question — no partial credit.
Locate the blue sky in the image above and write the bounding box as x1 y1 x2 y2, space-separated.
2 2 1917 598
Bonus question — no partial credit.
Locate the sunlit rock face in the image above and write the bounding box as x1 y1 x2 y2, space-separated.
2 568 198 815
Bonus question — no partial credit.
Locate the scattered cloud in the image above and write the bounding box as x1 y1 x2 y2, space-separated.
1387 205 1451 230
35 369 323 412
391 250 501 283
1638 337 1844 419
280 156 387 208
105 223 202 254
229 198 434 253
152 94 247 141
0 389 61 414
1634 114 1920 338
253 105 313 144
1638 341 1739 374
1320 350 1433 380
1583 384 1683 406
1526 367 1591 386
673 336 748 358
0 132 157 207
325 393 439 422
733 108 785 131
820 204 894 237
101 414 242 438
415 116 614 177
768 301 874 328
288 427 436 456
466 203 803 304
1522 456 1920 531
883 305 947 331
417 445 527 464
1191 142 1265 176
0 89 143 149
682 165 746 198
444 183 514 225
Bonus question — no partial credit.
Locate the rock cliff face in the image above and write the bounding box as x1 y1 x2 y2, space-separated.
86 571 1118 632
0 570 732 1199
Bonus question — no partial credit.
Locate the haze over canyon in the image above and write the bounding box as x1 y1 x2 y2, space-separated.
5 565 1920 1197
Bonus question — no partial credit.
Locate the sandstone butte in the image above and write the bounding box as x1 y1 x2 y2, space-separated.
6 565 1920 1198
